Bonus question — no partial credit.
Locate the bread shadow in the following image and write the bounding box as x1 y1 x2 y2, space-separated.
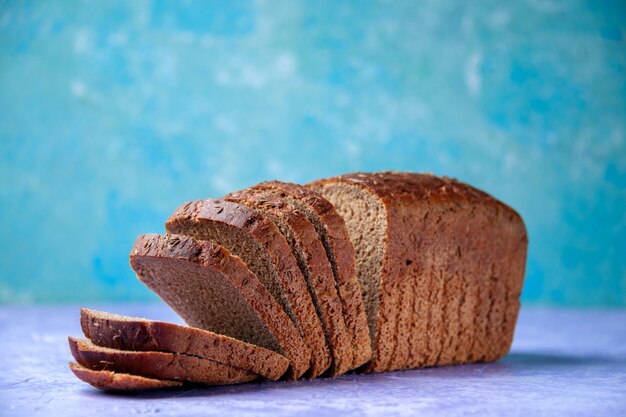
83 352 625 399
502 352 624 367
382 352 626 379
83 378 338 400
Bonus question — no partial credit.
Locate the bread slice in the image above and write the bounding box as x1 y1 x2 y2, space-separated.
165 200 328 378
309 172 528 372
254 180 372 369
69 362 182 391
225 188 352 376
69 337 258 385
130 233 309 379
80 308 289 381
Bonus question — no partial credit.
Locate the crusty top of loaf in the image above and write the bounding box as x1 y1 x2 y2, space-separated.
310 171 524 224
131 233 230 270
168 199 277 236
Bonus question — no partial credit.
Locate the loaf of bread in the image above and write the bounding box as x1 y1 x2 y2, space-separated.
68 172 527 390
308 172 528 372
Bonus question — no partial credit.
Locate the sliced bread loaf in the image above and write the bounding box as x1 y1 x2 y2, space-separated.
69 337 258 385
254 180 372 369
69 362 182 391
309 172 528 372
130 233 309 379
81 308 289 380
226 188 352 376
165 200 328 378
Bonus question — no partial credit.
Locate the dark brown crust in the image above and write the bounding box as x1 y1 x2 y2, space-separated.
130 233 310 380
225 188 351 377
308 172 528 372
80 308 289 381
69 337 258 385
166 201 325 379
69 362 183 391
254 181 372 369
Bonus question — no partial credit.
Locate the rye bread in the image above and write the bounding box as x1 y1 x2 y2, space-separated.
254 180 372 369
69 362 182 391
309 172 528 372
225 188 352 376
69 337 258 385
81 308 289 381
165 200 327 378
129 233 309 379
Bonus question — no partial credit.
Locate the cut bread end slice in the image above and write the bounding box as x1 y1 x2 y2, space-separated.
69 362 182 391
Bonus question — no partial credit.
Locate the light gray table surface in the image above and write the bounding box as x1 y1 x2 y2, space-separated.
1 304 624 417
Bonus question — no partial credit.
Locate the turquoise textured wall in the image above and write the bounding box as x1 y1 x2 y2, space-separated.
1 1 625 306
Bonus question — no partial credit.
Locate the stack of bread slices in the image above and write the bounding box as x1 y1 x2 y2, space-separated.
68 172 528 391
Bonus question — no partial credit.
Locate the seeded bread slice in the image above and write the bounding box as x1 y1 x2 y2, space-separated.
130 233 309 379
226 189 352 376
69 337 258 385
81 308 289 380
69 362 183 391
165 200 327 378
254 180 372 369
309 172 528 372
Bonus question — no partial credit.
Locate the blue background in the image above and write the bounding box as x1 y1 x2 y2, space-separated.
1 0 625 306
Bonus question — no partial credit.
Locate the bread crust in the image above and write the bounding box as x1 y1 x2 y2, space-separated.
226 188 351 376
69 362 182 391
81 308 289 380
309 172 528 372
69 337 258 385
254 181 372 369
165 203 324 379
131 233 311 379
